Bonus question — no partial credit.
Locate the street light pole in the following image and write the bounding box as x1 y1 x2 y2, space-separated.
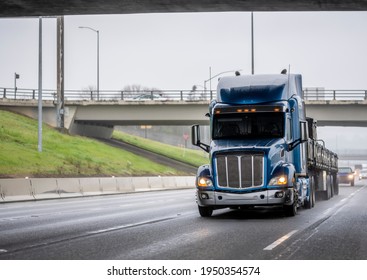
14 72 20 98
79 26 100 100
38 17 43 152
251 12 255 75
97 29 99 100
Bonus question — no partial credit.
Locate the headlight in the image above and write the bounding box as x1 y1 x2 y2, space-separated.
198 177 213 187
269 175 288 186
348 174 354 179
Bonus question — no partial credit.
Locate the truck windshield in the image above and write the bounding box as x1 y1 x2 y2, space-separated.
213 112 284 140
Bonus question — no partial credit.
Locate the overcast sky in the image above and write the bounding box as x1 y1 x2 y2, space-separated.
1 11 367 155
1 11 367 91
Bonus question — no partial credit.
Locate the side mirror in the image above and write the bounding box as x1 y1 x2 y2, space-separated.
300 121 308 142
191 124 210 153
288 121 309 151
191 124 200 146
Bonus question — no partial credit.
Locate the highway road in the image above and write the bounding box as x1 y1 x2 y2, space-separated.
0 181 367 260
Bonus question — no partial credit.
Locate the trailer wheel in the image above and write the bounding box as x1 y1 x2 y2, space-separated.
198 206 213 217
330 175 334 198
304 176 315 209
311 176 316 207
326 175 332 199
333 175 339 195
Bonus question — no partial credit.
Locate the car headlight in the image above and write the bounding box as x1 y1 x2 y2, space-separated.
269 175 288 186
348 174 354 179
197 177 213 187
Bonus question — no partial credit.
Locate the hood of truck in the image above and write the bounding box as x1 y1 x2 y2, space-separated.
211 138 285 153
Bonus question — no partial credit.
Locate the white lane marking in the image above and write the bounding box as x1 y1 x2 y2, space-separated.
263 230 298 251
263 186 366 253
87 215 182 235
0 249 8 253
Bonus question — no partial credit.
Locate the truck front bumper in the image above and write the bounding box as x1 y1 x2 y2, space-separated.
196 188 295 208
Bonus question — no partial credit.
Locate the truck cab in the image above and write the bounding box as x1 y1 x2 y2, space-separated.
192 74 336 217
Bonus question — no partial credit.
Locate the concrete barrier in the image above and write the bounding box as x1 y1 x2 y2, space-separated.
57 178 82 197
116 177 134 193
0 178 34 202
79 178 101 196
148 176 164 190
162 177 177 189
131 177 150 192
175 176 188 188
99 177 118 194
31 178 60 200
185 176 196 188
0 176 196 203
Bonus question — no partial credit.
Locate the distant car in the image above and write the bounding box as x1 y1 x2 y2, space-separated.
359 169 367 180
132 93 167 101
338 167 355 186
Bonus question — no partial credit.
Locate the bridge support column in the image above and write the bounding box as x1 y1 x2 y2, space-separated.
69 122 114 139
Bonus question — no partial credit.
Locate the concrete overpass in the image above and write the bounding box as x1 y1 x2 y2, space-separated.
67 100 367 128
2 98 367 138
305 100 367 127
1 1 367 18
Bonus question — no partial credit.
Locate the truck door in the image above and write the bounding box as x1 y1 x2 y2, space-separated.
286 116 292 163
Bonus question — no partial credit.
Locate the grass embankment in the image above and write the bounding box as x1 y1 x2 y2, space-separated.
113 130 209 167
0 110 188 178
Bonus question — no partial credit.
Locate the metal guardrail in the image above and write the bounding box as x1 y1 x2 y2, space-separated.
303 89 367 101
2 87 367 102
0 87 215 102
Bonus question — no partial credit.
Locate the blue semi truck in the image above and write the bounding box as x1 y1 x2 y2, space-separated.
192 73 338 217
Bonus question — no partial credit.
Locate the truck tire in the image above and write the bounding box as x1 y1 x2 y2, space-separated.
351 180 355 187
304 176 315 209
311 176 316 207
284 188 298 217
326 175 332 199
333 175 339 195
330 175 334 198
198 206 213 217
284 200 297 216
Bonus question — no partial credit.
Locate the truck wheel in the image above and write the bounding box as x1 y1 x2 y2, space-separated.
304 193 312 209
284 200 297 217
328 175 332 199
351 180 355 187
333 176 339 195
198 206 213 217
311 176 316 207
304 177 315 209
330 175 334 198
284 189 298 217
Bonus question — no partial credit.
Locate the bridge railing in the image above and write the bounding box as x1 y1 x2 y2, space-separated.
1 87 56 101
0 87 215 102
303 89 367 101
2 87 367 102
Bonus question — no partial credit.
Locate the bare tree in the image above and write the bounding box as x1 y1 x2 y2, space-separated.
122 84 163 99
80 85 96 100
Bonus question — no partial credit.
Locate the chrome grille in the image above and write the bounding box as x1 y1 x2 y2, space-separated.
216 152 264 188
